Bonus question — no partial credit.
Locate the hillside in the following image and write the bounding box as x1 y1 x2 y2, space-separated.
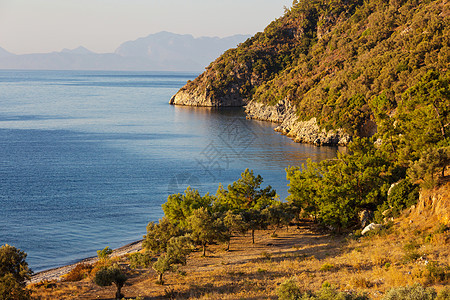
29 189 450 299
170 0 449 145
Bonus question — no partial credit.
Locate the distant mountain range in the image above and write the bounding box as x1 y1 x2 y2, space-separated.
0 32 250 71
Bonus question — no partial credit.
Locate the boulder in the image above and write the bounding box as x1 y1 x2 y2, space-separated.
361 223 383 235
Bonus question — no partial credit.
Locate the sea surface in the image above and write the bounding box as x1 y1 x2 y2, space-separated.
0 70 340 272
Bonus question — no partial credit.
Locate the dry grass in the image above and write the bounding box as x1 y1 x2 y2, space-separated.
29 215 449 300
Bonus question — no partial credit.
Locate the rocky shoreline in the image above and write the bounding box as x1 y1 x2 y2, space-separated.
30 240 143 284
170 90 352 146
244 99 352 146
169 86 245 107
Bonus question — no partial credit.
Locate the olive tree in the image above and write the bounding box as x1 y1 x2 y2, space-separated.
143 217 182 254
94 264 127 300
162 187 214 228
152 236 192 284
223 210 248 251
187 207 229 256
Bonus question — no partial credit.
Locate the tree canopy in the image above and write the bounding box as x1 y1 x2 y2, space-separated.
0 245 32 300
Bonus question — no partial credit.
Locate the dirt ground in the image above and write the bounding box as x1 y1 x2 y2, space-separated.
29 217 450 300
30 221 343 299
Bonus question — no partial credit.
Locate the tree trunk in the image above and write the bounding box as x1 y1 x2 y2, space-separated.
226 239 230 251
252 229 255 244
202 243 206 257
158 272 164 284
115 283 124 300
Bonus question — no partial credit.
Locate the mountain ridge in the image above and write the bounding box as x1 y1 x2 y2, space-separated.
0 32 251 71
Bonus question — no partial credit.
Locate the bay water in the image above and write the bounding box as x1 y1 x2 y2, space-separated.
0 70 339 272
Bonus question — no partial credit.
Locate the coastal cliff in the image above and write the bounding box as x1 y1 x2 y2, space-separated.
245 99 351 146
169 80 245 107
170 0 447 147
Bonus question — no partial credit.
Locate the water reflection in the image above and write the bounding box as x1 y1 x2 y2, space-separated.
170 104 341 201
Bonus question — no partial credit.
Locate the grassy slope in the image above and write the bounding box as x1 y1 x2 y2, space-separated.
30 184 449 299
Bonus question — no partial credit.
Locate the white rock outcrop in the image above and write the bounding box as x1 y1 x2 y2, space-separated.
361 223 383 235
245 99 352 146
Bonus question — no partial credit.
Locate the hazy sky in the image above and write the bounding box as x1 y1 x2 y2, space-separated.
0 0 293 54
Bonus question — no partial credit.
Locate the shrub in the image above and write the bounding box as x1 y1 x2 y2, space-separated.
62 263 93 282
97 246 113 261
127 252 153 269
277 277 302 300
94 264 127 300
434 223 449 234
319 263 336 272
383 284 437 300
387 179 419 217
437 287 450 300
314 283 369 300
0 273 31 300
260 251 272 260
424 262 450 283
31 280 57 289
403 240 422 263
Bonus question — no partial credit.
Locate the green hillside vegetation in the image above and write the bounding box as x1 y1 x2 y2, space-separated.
181 0 449 230
2 1 449 298
183 0 448 135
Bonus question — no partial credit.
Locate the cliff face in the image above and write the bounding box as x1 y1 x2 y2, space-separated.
245 100 352 146
169 81 245 107
410 181 450 226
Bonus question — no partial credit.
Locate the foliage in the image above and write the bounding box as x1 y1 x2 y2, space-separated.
0 273 30 300
287 137 391 230
183 0 449 143
97 246 113 261
423 262 450 284
319 263 336 272
286 160 321 220
241 208 269 244
187 207 229 256
408 146 450 188
264 202 295 235
277 278 369 300
215 169 277 211
437 287 450 300
277 277 302 300
162 187 214 228
223 210 248 251
383 178 419 218
382 284 437 300
152 236 192 284
143 217 182 254
94 264 127 300
126 252 153 269
0 244 32 300
62 263 92 282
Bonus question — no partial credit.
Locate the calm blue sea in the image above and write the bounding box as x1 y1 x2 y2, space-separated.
0 70 339 272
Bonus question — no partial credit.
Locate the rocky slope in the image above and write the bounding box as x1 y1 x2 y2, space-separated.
411 181 450 226
245 99 352 146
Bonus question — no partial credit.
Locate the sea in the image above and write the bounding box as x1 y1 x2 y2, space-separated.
0 70 339 272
